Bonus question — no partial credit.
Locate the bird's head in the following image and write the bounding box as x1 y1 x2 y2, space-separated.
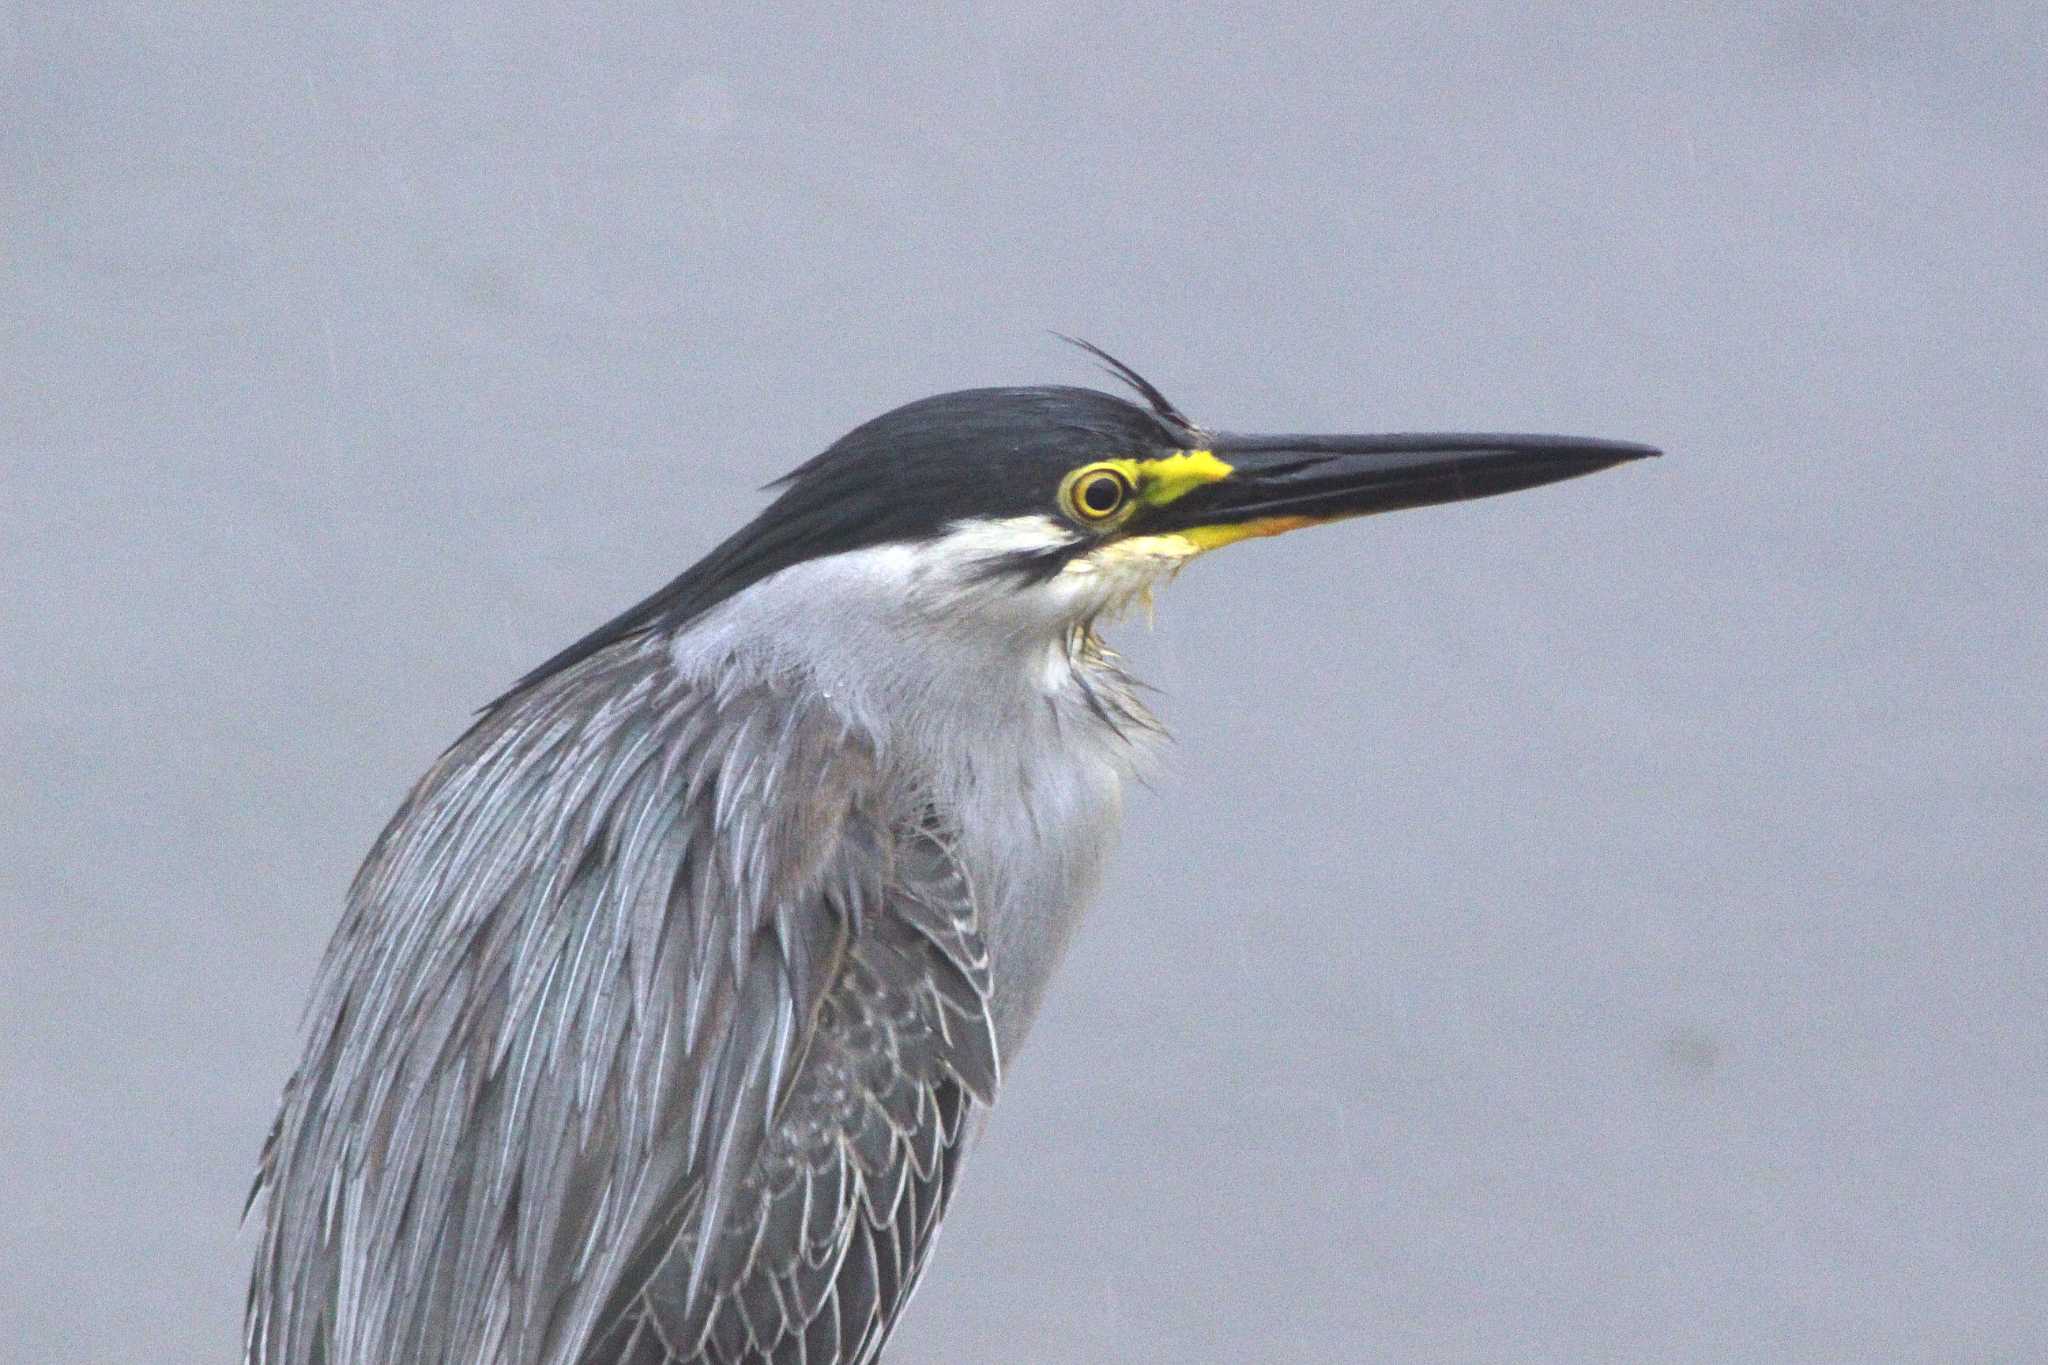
503 346 1656 699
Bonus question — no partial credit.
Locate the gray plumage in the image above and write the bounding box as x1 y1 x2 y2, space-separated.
248 491 1155 1364
247 366 1654 1364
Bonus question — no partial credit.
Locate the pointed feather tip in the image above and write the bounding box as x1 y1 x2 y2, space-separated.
1050 333 1194 429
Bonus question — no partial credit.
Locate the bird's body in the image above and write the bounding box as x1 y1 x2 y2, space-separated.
249 356 1654 1363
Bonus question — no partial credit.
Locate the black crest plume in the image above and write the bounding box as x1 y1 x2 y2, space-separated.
1052 334 1194 430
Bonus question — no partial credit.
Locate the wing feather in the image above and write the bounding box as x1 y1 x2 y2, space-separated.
572 816 997 1364
248 638 884 1363
249 637 999 1365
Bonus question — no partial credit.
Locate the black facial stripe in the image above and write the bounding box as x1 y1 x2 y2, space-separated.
971 540 1093 587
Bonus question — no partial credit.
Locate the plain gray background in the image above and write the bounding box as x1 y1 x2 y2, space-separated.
5 4 2044 1361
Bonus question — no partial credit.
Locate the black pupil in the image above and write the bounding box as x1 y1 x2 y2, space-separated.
1081 475 1123 515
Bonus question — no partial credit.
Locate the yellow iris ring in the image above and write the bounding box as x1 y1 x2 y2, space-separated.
1059 464 1135 524
1060 448 1236 527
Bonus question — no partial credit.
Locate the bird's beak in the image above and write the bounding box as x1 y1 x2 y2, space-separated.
1148 432 1659 550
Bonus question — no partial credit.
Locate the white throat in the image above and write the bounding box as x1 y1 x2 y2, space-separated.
665 518 1172 1054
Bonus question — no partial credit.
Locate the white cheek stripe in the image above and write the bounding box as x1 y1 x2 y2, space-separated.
922 515 1077 559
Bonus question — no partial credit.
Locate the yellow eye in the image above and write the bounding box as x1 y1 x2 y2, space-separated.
1061 464 1134 525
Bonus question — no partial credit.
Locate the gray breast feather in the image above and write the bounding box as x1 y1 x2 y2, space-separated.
245 637 1000 1365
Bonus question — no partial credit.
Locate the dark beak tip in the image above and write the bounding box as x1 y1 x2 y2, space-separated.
1577 438 1660 461
1567 439 1660 473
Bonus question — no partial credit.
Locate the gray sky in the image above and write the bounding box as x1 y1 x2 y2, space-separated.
4 4 2044 1361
